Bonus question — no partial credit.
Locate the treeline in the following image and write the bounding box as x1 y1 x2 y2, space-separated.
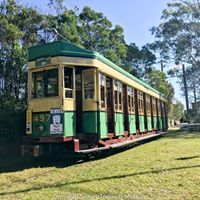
1 0 191 137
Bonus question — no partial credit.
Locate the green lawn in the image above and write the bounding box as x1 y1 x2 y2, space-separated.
0 130 199 200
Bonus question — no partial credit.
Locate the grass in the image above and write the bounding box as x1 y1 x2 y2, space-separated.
0 129 199 200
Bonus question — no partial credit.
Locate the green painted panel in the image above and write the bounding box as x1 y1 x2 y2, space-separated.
147 116 152 131
99 112 108 139
32 113 50 136
82 112 98 133
139 115 145 133
162 117 165 130
158 117 163 130
115 113 124 136
64 112 76 137
129 114 136 134
153 116 158 130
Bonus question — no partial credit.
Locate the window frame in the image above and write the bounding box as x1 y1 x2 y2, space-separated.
99 73 106 110
157 100 161 116
138 91 144 115
63 66 75 99
127 86 135 113
31 67 59 99
114 79 123 112
82 69 96 100
146 94 151 116
152 97 157 116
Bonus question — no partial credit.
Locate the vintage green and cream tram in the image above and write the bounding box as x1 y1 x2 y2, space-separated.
22 40 167 156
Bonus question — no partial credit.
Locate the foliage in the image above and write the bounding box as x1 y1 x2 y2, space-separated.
123 43 156 78
78 7 128 65
0 0 42 136
0 0 42 101
145 68 174 116
172 99 185 121
0 95 26 137
151 0 200 66
151 0 200 105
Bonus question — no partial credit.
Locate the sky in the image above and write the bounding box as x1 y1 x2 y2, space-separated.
15 0 185 105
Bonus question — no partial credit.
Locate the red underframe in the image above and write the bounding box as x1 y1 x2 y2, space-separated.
99 130 157 147
22 130 159 155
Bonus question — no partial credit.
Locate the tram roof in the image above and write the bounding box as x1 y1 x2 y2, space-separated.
28 40 165 98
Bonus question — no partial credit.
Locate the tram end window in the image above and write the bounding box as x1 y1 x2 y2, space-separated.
32 68 58 99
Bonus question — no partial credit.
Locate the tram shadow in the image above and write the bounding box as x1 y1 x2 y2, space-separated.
0 136 161 173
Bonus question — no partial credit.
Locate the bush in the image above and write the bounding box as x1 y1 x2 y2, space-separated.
0 96 26 139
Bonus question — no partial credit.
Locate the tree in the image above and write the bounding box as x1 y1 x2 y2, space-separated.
151 0 200 66
0 0 42 100
0 0 42 136
172 99 185 121
151 0 200 107
145 68 175 117
124 43 156 78
78 7 127 65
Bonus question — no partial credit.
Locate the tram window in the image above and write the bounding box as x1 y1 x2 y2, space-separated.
83 71 94 99
128 86 134 113
118 82 122 110
152 98 157 115
32 68 58 98
161 101 165 116
114 80 118 109
131 96 135 112
157 100 161 115
146 95 151 114
138 91 144 114
114 90 118 109
119 92 122 110
64 67 73 98
114 80 123 110
128 95 131 111
100 74 106 108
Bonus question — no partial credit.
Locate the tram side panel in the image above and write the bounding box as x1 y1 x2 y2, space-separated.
98 73 108 139
146 94 153 132
127 86 136 134
152 97 158 131
114 80 124 136
137 91 145 133
82 69 99 140
63 67 76 137
158 100 163 131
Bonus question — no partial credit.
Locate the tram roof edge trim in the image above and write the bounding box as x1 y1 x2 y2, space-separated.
28 40 165 99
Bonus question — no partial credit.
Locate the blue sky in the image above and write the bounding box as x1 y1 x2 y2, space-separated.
13 0 185 105
20 0 173 46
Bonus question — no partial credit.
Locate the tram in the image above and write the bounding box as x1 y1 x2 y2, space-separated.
22 40 167 156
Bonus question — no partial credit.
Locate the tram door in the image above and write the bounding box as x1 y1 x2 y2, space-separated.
75 69 82 133
123 85 129 132
106 77 115 133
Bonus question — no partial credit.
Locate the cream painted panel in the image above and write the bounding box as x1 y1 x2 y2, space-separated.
95 60 166 101
51 57 98 67
63 99 76 111
29 97 62 112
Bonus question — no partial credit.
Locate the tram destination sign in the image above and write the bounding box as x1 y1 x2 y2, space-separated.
36 57 51 66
